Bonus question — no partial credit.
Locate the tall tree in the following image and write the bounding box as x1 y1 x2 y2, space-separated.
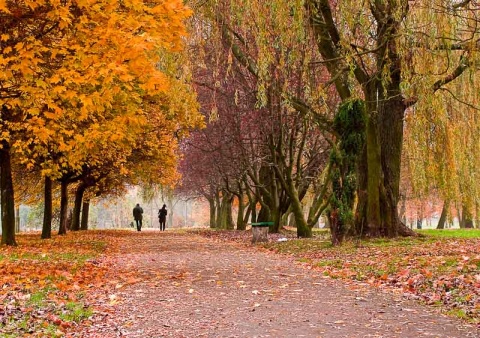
0 0 197 243
199 0 480 239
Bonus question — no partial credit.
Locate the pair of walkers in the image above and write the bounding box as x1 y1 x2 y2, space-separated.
132 203 168 231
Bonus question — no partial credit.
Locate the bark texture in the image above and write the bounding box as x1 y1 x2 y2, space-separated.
81 199 90 230
41 177 53 239
437 201 449 229
71 184 86 231
0 143 17 246
58 180 69 235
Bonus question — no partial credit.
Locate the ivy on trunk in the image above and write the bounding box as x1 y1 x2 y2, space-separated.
328 100 366 245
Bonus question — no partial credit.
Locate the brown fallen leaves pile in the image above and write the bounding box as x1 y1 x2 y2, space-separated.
0 230 139 337
196 229 480 325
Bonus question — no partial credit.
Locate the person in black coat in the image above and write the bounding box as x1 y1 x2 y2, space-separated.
158 204 167 231
133 203 144 231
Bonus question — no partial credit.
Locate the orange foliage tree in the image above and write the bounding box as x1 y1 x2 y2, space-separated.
0 0 199 244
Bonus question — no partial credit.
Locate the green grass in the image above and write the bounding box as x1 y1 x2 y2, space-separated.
315 259 344 269
3 251 96 263
418 229 480 238
264 239 332 254
297 257 312 264
42 323 62 337
447 308 468 319
0 333 21 338
58 302 93 322
28 290 48 306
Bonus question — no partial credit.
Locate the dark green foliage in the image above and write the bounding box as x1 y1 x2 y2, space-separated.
328 99 366 245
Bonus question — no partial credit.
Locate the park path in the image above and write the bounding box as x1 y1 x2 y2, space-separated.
77 231 478 338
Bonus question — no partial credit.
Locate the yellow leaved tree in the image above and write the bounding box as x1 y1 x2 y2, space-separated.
0 0 200 245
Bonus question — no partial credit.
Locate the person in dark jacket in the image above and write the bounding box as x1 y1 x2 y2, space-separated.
158 204 167 231
133 203 143 231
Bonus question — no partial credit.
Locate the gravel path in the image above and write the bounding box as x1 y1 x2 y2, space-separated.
77 231 479 338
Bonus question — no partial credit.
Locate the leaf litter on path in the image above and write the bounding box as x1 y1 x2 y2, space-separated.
71 230 478 337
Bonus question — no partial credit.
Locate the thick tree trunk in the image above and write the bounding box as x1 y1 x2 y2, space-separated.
437 200 449 229
41 177 53 239
353 145 368 236
365 110 382 236
0 144 17 246
80 199 90 230
355 88 415 238
71 184 86 231
58 180 69 235
306 0 417 241
216 193 234 229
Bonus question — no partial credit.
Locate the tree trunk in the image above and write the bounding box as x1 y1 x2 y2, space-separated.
80 199 90 230
288 212 296 227
215 192 222 228
42 176 53 239
208 197 216 229
0 143 17 246
417 218 423 229
58 180 69 235
225 195 234 230
457 203 464 228
243 205 252 229
15 205 20 233
305 0 416 240
257 205 271 225
365 110 382 236
167 197 174 228
250 201 257 223
217 193 234 229
236 194 246 230
399 194 407 225
463 204 474 229
288 183 311 238
66 209 73 230
355 88 415 238
437 200 449 229
71 184 86 231
270 207 281 234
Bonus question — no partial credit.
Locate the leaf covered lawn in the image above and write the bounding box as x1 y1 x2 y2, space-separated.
196 229 480 324
0 230 136 337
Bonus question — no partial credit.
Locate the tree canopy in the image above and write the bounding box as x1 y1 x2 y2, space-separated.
0 0 202 244
180 0 480 241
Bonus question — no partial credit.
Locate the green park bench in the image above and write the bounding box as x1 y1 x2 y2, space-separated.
251 222 274 227
250 221 274 243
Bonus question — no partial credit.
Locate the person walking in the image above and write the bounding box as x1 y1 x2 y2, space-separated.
133 203 144 231
158 204 167 231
